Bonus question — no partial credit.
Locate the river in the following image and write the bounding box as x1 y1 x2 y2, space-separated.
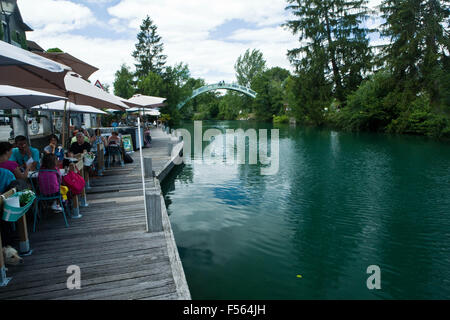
161 120 450 299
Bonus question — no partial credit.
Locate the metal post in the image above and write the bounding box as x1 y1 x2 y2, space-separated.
0 229 11 287
97 143 104 176
17 215 32 256
137 118 148 232
168 142 174 156
80 165 89 207
145 190 163 233
144 157 153 178
71 194 82 218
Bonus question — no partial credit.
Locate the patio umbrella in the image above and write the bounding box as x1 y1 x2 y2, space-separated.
0 42 125 110
0 85 66 109
32 72 129 145
33 100 107 115
0 85 66 144
126 94 166 121
127 94 166 108
0 40 71 91
0 42 127 144
33 51 99 80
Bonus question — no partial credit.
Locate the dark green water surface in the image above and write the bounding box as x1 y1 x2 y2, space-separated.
161 121 450 299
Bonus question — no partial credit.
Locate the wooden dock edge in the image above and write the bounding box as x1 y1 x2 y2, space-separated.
156 179 191 300
153 140 191 300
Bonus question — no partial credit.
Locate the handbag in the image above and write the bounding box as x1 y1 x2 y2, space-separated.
124 152 134 164
63 169 85 195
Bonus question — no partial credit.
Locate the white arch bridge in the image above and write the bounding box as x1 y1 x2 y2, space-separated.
177 82 257 109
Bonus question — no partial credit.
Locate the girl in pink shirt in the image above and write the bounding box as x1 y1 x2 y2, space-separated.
38 153 63 212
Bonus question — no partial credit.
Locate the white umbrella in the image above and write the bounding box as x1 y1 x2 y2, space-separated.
0 85 66 109
33 100 107 115
34 72 128 111
0 40 71 91
127 94 166 108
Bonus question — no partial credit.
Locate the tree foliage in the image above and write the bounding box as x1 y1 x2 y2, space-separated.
234 49 267 88
113 64 135 99
284 0 450 138
284 0 374 103
252 67 291 121
132 15 167 77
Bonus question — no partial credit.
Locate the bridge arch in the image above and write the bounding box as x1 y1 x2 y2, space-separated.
177 82 257 109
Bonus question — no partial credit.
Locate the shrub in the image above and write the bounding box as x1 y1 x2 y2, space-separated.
273 115 289 124
386 93 450 138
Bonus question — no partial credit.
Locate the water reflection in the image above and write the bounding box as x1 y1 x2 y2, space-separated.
163 121 450 299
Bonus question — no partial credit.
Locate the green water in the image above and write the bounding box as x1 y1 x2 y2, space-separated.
161 121 450 299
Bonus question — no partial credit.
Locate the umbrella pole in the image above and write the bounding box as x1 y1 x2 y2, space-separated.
137 117 148 232
62 100 68 148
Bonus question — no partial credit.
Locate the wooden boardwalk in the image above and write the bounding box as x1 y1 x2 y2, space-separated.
0 128 190 300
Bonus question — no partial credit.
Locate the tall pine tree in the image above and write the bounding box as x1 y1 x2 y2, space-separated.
284 0 374 104
380 0 450 105
132 15 167 77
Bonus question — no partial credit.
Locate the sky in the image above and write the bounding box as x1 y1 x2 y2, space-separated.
16 0 384 89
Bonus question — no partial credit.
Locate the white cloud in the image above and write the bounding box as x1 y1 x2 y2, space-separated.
82 0 115 3
105 0 295 83
17 0 97 35
26 33 135 86
17 0 382 89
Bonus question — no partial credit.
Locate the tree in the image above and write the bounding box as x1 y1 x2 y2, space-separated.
113 64 135 99
251 67 291 121
159 63 191 125
46 48 63 53
284 0 374 103
380 0 450 105
132 15 167 77
234 49 267 88
136 71 163 96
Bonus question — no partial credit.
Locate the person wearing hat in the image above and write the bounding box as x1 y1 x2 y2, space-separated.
69 132 91 157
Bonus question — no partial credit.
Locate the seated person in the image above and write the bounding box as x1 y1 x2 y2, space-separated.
44 134 64 168
69 132 91 157
108 131 121 147
0 168 16 194
0 142 31 180
38 153 63 212
70 129 90 144
9 135 40 171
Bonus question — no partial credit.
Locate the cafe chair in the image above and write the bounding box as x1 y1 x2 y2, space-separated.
106 145 124 168
30 170 69 232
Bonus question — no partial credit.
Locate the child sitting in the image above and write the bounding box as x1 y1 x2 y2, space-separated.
38 153 63 212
